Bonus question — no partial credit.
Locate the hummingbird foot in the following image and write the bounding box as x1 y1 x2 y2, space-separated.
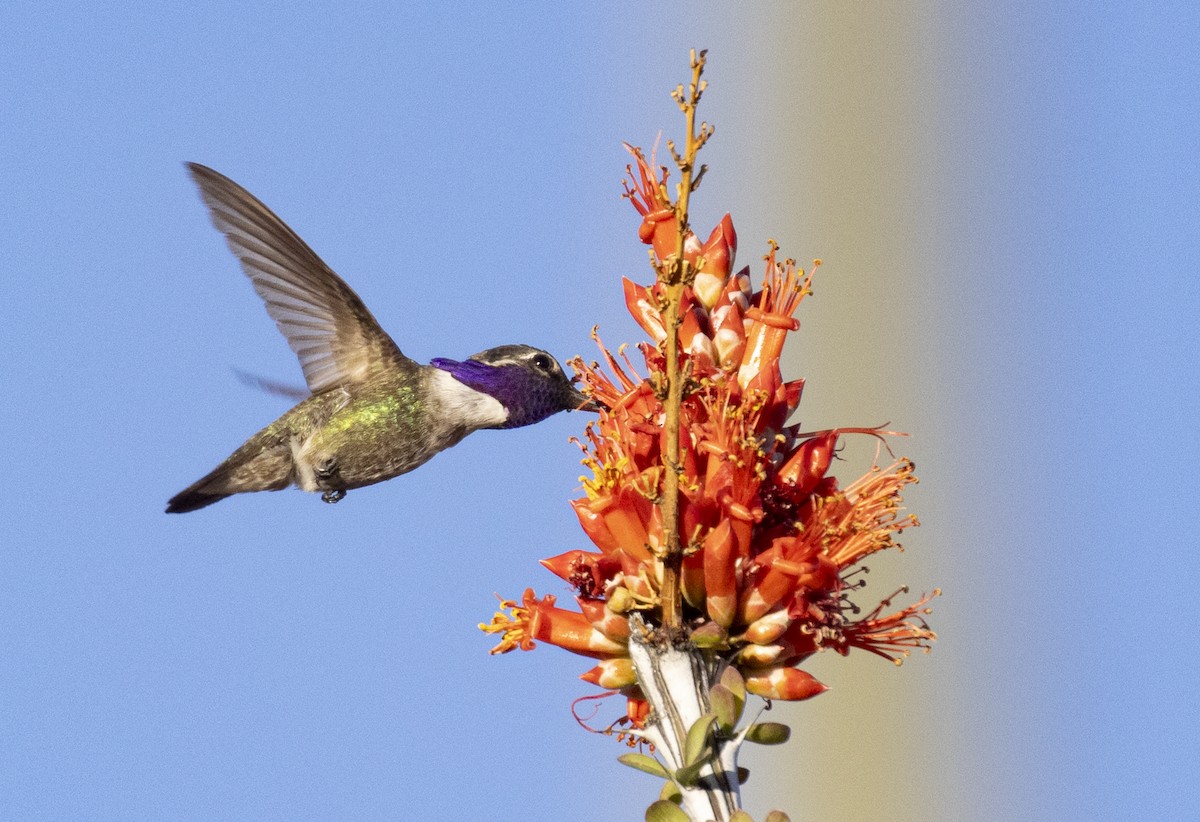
314 457 346 503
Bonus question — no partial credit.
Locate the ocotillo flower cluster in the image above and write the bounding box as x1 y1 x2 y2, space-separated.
482 145 936 729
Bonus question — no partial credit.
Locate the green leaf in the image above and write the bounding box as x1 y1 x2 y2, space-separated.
618 753 671 779
719 665 746 716
684 713 717 767
730 812 755 822
658 780 682 803
710 684 740 733
745 722 791 745
765 811 792 822
673 759 705 788
689 621 728 649
646 799 690 822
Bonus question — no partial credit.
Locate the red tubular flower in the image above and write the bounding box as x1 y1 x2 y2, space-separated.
702 519 737 629
482 141 936 722
623 144 680 262
738 245 815 391
482 589 627 658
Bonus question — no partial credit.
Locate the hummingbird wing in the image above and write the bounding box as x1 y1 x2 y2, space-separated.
186 163 415 394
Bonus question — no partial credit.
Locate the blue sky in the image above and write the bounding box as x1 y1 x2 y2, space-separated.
3 3 1198 821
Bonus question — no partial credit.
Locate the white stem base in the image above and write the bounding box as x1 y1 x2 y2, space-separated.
627 616 742 822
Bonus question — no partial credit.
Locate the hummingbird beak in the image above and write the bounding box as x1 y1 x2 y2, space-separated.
567 385 602 413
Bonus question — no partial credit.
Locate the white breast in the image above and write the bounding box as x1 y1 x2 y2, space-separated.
429 368 509 428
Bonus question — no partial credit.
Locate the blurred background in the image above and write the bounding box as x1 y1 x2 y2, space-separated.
3 3 1196 820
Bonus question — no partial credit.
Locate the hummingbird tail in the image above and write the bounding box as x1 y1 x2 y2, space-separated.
166 445 293 514
166 488 232 513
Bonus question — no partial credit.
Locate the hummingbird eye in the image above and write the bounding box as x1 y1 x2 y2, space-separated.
532 353 553 372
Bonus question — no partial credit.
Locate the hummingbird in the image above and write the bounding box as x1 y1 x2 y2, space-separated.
167 163 594 513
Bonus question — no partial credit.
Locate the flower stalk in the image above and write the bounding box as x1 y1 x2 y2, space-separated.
659 48 714 633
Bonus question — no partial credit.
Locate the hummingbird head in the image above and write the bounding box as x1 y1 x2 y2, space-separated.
430 344 598 429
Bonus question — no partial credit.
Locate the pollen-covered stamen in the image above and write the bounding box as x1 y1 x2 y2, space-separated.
580 453 630 499
820 459 920 569
759 246 816 319
571 332 657 417
838 586 940 663
598 339 644 393
479 591 541 654
622 143 671 218
837 566 871 614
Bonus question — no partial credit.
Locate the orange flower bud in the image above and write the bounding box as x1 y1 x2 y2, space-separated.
578 598 632 643
783 379 804 415
626 698 650 729
598 486 656 563
711 302 746 367
693 270 725 312
736 642 785 668
680 548 707 611
741 609 790 645
699 213 736 280
776 430 839 499
722 266 752 312
680 307 716 373
743 665 828 701
571 499 620 554
580 658 638 689
622 278 666 343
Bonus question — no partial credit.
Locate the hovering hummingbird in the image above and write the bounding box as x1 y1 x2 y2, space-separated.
167 163 594 513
